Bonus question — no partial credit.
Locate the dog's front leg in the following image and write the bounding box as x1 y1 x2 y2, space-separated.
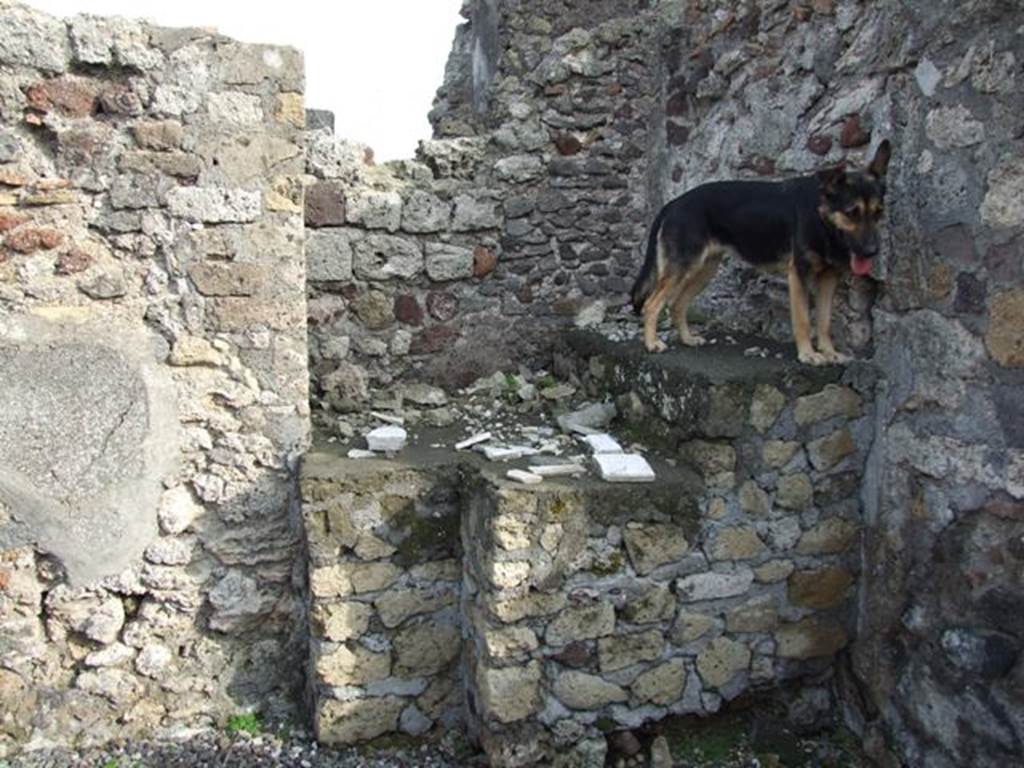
788 259 826 366
815 268 850 364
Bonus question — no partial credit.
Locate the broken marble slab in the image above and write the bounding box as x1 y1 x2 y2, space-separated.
455 432 492 450
478 444 539 462
593 453 656 483
366 425 407 452
530 462 586 477
557 401 617 434
370 411 405 425
507 469 543 485
347 448 377 459
583 433 623 454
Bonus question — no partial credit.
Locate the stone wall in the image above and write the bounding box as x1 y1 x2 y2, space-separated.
299 336 872 765
305 0 661 411
301 452 464 745
0 4 310 755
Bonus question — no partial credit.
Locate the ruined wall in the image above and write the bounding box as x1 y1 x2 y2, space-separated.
633 0 1024 764
304 0 660 411
0 4 310 755
301 453 464 745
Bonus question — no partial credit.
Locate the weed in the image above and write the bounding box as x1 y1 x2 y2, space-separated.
225 711 262 737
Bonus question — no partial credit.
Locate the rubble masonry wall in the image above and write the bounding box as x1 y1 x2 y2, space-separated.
0 4 310 755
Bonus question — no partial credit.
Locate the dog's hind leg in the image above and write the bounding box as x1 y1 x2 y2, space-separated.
670 249 722 346
642 273 679 353
788 258 826 365
814 268 850 364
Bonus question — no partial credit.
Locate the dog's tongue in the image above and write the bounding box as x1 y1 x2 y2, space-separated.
851 254 873 276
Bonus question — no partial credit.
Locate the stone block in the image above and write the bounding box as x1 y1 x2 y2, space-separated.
346 189 402 231
305 181 346 227
622 523 690 575
631 659 686 706
352 234 424 281
425 242 474 281
393 619 460 677
482 626 539 660
762 441 801 469
696 636 751 688
807 428 856 471
315 642 390 686
166 187 261 223
985 289 1024 367
598 630 663 673
794 385 863 426
754 560 796 584
671 611 717 643
726 596 779 632
452 194 500 230
402 190 450 233
682 441 736 477
750 384 786 433
306 229 354 282
312 601 372 641
375 586 455 629
775 473 813 510
739 481 770 516
621 585 675 625
711 526 767 561
677 568 754 602
553 671 628 710
187 263 266 297
477 661 542 723
493 592 567 623
546 601 615 646
317 697 405 745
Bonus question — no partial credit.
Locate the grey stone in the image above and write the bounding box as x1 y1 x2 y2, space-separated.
925 105 985 149
677 568 754 602
424 243 474 281
166 187 261 223
0 4 69 72
452 194 500 230
0 317 177 585
207 570 268 633
399 705 433 736
402 190 450 233
346 189 403 232
352 234 424 281
981 156 1024 228
307 229 354 282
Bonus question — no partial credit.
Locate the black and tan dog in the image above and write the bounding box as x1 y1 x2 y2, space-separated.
630 140 891 365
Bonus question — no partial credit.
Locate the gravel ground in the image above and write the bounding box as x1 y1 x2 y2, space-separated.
2 729 482 768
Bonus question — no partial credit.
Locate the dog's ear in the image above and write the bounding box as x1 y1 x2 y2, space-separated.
816 163 846 193
868 140 891 178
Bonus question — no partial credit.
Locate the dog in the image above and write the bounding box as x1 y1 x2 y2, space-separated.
630 140 891 366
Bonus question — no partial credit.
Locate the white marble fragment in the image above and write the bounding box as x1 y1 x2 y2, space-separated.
366 425 407 452
594 453 655 482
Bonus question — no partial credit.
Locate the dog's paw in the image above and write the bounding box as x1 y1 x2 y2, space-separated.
646 339 668 353
798 350 828 366
681 333 707 347
820 349 852 365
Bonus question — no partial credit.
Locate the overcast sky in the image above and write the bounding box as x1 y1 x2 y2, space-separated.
28 0 464 160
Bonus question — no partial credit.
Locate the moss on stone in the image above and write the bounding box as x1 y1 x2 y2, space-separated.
589 550 624 576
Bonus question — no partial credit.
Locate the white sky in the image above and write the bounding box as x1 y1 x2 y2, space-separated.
27 0 464 160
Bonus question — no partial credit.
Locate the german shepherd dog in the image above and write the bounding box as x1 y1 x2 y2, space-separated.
630 140 891 365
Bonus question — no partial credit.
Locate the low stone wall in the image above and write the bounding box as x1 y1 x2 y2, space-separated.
301 452 465 745
0 5 309 755
300 337 873 765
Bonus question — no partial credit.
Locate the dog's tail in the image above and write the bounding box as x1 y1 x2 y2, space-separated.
630 207 667 315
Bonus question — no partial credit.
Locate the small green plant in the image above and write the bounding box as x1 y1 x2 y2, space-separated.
537 374 557 389
225 711 262 737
